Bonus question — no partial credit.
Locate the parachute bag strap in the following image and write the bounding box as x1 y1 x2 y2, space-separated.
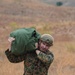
31 30 37 38
31 29 41 43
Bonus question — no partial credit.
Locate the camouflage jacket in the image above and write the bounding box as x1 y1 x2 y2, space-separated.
5 49 54 75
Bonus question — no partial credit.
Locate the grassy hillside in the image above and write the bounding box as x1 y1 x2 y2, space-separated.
39 0 75 7
0 0 75 25
0 0 75 75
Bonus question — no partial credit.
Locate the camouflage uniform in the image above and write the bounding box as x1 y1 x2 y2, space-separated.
5 33 54 75
5 49 54 75
24 50 54 75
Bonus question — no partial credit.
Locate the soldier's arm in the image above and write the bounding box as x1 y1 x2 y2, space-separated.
36 50 54 64
5 49 26 63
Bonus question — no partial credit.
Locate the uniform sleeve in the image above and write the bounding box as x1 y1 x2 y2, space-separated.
5 49 26 63
37 51 54 64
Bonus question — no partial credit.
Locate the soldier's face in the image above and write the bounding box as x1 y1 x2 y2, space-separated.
39 41 50 52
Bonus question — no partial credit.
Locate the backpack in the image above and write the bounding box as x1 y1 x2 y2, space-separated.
9 28 41 55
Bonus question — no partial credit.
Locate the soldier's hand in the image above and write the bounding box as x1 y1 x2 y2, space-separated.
8 37 15 43
36 50 40 54
8 37 15 51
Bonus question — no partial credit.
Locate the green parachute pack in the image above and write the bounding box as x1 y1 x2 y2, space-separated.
9 28 41 55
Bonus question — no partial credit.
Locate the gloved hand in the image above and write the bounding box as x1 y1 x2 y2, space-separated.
8 37 15 42
8 37 15 51
36 50 40 54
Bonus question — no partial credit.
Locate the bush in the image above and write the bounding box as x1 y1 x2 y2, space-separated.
56 1 63 6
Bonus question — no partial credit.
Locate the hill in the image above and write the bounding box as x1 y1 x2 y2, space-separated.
39 0 75 7
0 0 75 75
0 0 75 41
0 0 75 25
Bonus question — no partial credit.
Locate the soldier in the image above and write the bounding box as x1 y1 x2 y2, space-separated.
5 29 54 75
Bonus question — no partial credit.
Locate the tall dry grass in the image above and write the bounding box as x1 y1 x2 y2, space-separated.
0 21 75 75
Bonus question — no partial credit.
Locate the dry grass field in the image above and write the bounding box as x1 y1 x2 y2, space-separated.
0 0 75 75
